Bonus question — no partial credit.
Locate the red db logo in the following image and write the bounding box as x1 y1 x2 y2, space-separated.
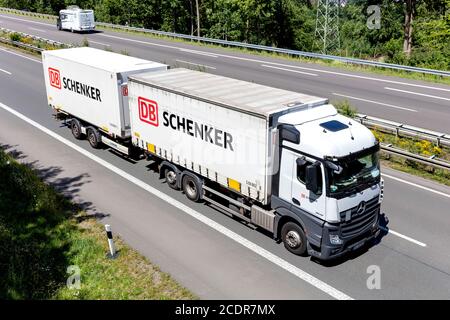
48 68 61 89
138 97 158 126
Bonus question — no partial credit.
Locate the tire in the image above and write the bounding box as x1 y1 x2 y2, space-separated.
87 127 101 149
57 23 61 31
281 222 307 256
165 168 178 190
182 174 201 202
71 118 84 140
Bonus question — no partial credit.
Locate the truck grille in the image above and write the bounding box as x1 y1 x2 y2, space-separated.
340 197 379 237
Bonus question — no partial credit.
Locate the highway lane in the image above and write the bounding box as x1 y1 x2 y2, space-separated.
0 13 449 132
1 45 450 299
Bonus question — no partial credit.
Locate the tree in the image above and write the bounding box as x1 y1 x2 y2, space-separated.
403 0 415 57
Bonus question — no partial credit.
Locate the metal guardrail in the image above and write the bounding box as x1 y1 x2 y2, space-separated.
355 114 450 148
0 36 43 52
1 6 449 77
0 27 71 48
381 144 450 171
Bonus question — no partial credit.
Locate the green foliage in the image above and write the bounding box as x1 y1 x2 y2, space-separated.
9 32 21 42
0 149 73 299
0 0 448 70
335 100 357 118
81 36 89 47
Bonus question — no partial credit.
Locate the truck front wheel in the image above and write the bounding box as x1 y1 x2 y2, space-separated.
281 222 307 256
71 119 84 140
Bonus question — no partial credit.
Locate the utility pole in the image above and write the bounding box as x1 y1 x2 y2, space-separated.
314 0 341 54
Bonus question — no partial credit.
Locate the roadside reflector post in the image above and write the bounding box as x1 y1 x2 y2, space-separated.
105 224 117 259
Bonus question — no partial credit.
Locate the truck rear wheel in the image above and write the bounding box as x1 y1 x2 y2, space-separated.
87 127 101 149
182 175 201 202
165 168 178 190
281 222 307 256
71 119 84 140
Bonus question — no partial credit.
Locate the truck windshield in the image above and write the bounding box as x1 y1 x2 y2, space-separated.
328 150 380 197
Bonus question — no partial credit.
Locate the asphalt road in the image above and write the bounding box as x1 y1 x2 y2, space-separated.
0 13 449 133
1 43 450 299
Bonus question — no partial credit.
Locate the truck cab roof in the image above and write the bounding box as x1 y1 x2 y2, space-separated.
281 106 377 158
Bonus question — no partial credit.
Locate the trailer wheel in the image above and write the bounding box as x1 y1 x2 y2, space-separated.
281 222 307 256
71 119 84 140
87 127 101 149
165 168 179 190
182 175 201 202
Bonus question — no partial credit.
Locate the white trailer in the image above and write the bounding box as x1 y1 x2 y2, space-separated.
57 6 96 32
128 68 327 205
42 47 168 153
128 68 383 260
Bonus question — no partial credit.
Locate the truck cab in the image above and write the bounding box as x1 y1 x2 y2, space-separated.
273 104 382 260
57 6 95 32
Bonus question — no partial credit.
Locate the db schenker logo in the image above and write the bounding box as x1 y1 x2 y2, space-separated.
138 97 158 127
48 68 61 89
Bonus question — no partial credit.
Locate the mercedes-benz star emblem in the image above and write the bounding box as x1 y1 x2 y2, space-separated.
356 201 366 215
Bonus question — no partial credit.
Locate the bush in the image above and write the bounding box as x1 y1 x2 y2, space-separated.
335 100 357 118
9 33 22 42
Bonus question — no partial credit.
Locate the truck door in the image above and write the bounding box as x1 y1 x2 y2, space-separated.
291 156 326 219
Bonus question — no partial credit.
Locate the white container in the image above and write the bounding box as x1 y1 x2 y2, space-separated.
42 47 168 138
128 68 327 204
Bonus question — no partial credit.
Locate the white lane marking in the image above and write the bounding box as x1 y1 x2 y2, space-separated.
384 87 450 102
332 93 417 112
89 40 111 47
29 27 47 33
0 101 353 301
96 33 450 93
179 48 218 58
261 64 318 76
382 173 450 199
0 14 53 26
0 47 42 63
175 59 216 69
379 227 427 247
99 33 180 49
0 68 11 75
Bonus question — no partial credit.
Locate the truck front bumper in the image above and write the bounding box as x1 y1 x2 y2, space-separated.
307 210 381 261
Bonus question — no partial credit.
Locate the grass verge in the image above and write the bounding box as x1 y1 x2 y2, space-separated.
0 146 195 300
1 8 449 86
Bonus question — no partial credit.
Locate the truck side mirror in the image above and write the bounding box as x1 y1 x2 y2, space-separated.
305 163 320 194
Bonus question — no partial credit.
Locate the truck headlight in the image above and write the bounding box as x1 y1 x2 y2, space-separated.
329 234 343 245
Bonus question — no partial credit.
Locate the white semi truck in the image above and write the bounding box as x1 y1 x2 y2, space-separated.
57 6 96 32
43 47 383 260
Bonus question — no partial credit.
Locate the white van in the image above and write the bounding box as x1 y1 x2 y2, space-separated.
57 6 95 32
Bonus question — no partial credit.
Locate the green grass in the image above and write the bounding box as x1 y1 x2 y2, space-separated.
0 147 195 300
381 159 450 187
1 8 449 86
